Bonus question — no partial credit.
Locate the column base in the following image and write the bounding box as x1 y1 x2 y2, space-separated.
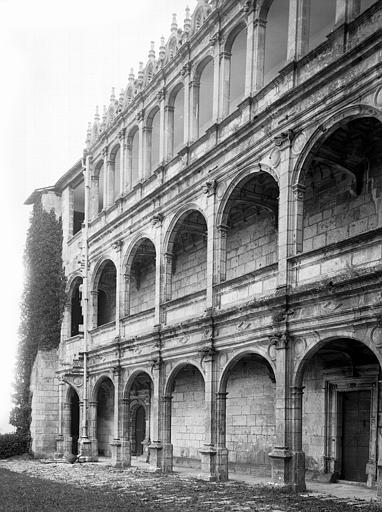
198 445 217 481
215 447 229 481
111 440 122 467
148 441 162 471
63 436 73 458
120 438 131 468
55 435 64 459
78 437 94 462
162 443 173 473
376 466 382 498
269 446 303 491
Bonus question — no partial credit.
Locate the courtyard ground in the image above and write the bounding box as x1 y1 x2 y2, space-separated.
0 458 381 512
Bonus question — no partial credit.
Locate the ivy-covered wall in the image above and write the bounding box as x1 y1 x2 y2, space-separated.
10 199 66 450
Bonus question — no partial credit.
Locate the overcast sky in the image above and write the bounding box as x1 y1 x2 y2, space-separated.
0 0 190 433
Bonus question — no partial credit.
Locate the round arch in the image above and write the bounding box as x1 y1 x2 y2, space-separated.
168 82 184 107
218 349 276 394
292 104 382 188
292 335 382 389
224 21 247 53
109 142 121 162
193 55 214 83
123 369 154 399
91 375 114 403
66 272 83 295
90 256 118 293
64 382 81 403
163 204 208 255
122 234 157 273
216 163 279 228
164 361 205 397
94 158 104 177
146 106 160 127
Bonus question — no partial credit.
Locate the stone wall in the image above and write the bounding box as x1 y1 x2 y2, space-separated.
30 350 59 458
226 358 276 476
130 262 156 315
226 215 277 280
171 367 205 467
172 241 207 300
303 162 381 252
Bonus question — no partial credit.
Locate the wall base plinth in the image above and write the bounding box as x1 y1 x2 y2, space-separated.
111 439 122 467
215 447 229 481
148 441 162 470
55 435 64 459
79 437 94 462
120 438 131 467
162 443 173 473
269 446 298 490
199 445 217 481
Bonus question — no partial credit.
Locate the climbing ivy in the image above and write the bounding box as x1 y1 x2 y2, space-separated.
10 199 66 438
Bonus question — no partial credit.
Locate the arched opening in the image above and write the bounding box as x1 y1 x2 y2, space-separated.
198 59 214 136
308 0 336 51
127 238 156 316
70 277 83 337
110 146 121 202
170 86 185 157
167 210 207 300
169 364 205 470
264 0 289 85
221 353 276 477
96 161 104 213
299 117 382 253
297 339 380 485
125 372 153 460
96 260 117 327
130 128 140 186
68 387 80 456
148 109 160 172
72 179 85 236
222 172 279 281
96 378 114 457
228 28 247 113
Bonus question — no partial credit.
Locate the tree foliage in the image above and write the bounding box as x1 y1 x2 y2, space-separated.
10 200 66 436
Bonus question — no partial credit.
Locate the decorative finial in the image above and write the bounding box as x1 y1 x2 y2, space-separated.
110 87 116 102
159 36 166 60
102 105 107 123
94 105 100 122
184 6 191 33
171 13 178 33
138 61 144 82
128 68 135 83
148 41 155 60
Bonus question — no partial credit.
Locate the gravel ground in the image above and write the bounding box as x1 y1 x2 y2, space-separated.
0 458 381 512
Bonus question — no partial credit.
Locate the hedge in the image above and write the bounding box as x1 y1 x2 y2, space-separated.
0 432 30 459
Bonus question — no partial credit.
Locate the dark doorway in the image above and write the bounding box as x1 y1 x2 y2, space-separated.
70 390 80 455
134 406 146 456
340 390 371 482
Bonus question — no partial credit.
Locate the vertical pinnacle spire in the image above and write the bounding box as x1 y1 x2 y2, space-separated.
171 13 178 34
148 41 155 60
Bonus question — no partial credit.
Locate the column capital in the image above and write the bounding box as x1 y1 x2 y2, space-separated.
274 130 295 149
157 87 166 102
202 180 217 197
209 31 221 47
290 385 305 397
181 62 192 77
217 224 229 238
292 183 306 200
112 239 123 252
162 394 173 402
216 392 228 401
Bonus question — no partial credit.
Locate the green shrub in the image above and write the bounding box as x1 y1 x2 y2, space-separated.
0 432 30 459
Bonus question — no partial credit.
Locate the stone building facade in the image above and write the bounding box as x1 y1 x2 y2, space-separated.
25 0 382 494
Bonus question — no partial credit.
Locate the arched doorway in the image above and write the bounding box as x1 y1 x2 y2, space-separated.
296 338 381 486
134 406 146 456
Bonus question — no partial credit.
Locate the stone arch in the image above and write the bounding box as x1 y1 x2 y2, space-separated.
224 21 247 53
92 376 115 458
291 106 382 254
163 362 206 471
124 368 154 398
91 374 114 403
291 336 382 487
292 104 382 188
146 106 161 173
90 258 117 328
168 83 185 157
218 349 276 393
193 55 214 137
164 204 208 254
224 22 247 114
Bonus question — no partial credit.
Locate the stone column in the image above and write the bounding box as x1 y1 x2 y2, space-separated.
137 111 145 181
275 131 295 289
292 184 305 255
163 252 174 303
162 395 173 472
199 352 217 481
290 386 306 491
119 128 126 194
158 89 166 163
152 216 163 325
210 33 221 121
121 398 131 467
143 125 151 178
111 368 122 467
88 401 98 460
181 64 191 144
244 7 255 97
90 290 98 330
204 181 216 309
125 140 133 190
148 362 163 470
102 147 110 208
216 224 228 284
215 392 228 481
252 17 267 93
113 240 123 333
287 0 310 61
90 175 99 219
219 49 231 120
123 274 131 318
189 80 200 141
